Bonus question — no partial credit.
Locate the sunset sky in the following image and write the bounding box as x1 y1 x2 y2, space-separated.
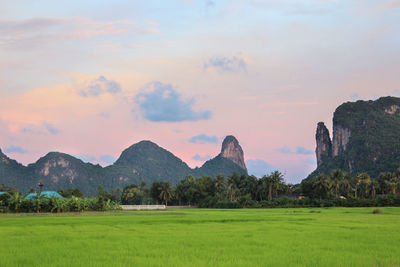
1 0 399 183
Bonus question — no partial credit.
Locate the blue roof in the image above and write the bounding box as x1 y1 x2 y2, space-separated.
24 191 63 200
0 192 8 195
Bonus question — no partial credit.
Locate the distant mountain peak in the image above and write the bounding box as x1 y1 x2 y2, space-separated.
220 135 246 170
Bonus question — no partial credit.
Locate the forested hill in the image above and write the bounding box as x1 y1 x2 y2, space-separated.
308 96 400 179
0 136 247 195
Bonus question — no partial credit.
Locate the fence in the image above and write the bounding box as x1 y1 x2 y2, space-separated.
120 205 166 210
166 205 198 209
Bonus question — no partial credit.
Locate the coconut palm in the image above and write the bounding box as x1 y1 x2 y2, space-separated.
369 180 378 198
270 171 284 198
227 183 239 202
159 182 173 206
215 174 227 201
378 172 392 195
331 169 344 198
356 173 371 198
385 174 399 195
35 191 42 213
312 175 332 200
342 173 353 198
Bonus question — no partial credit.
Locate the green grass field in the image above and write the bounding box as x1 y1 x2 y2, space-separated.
1 208 400 266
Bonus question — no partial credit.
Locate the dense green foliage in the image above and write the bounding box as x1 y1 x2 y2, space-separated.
0 141 247 196
117 168 400 208
310 96 400 179
0 188 120 213
1 208 400 266
3 167 400 211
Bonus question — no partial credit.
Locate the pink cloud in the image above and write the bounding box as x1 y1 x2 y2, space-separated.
0 17 160 49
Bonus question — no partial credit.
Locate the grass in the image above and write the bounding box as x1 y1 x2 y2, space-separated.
1 207 400 266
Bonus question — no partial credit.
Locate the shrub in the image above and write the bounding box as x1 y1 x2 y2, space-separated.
214 200 240 209
372 208 383 214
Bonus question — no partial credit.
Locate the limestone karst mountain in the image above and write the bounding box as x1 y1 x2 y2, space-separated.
0 136 247 195
220 135 247 170
308 96 400 179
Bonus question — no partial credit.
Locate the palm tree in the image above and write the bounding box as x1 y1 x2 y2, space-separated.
342 173 353 198
393 169 400 196
36 191 42 213
331 169 344 198
215 174 227 201
227 183 239 201
159 182 173 206
354 174 362 198
10 192 23 212
378 172 392 195
370 180 378 198
356 173 371 198
312 175 332 200
261 175 273 201
385 173 399 195
270 171 284 198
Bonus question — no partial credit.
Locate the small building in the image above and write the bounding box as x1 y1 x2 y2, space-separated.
24 191 63 200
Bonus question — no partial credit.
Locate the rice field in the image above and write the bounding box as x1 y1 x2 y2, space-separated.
1 207 400 266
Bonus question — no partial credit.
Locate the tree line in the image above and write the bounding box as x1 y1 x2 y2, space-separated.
121 169 400 208
2 168 400 212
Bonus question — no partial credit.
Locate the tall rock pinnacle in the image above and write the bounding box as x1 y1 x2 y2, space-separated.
220 135 247 170
315 122 332 167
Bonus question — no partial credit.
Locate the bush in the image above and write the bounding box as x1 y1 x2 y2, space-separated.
372 208 383 214
214 200 240 209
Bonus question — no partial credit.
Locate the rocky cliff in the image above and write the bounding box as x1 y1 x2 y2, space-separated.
220 135 247 170
0 136 247 195
308 96 400 179
332 124 351 157
315 122 332 167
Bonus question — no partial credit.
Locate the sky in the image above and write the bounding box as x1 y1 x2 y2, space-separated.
0 0 399 183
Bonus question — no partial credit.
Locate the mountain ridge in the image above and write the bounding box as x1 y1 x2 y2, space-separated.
0 136 247 195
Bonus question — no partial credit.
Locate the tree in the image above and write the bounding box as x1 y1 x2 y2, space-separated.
195 176 215 203
370 180 378 198
242 175 258 200
150 181 163 204
214 174 227 201
121 185 141 205
50 197 66 213
263 175 273 201
356 173 371 198
331 169 344 198
227 183 239 201
384 173 400 195
238 194 252 208
110 188 122 202
270 171 284 198
159 182 173 206
35 191 42 213
378 172 392 195
176 175 196 205
312 175 332 200
226 176 240 202
58 188 83 198
10 192 23 212
97 185 112 200
300 180 315 199
342 173 353 198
